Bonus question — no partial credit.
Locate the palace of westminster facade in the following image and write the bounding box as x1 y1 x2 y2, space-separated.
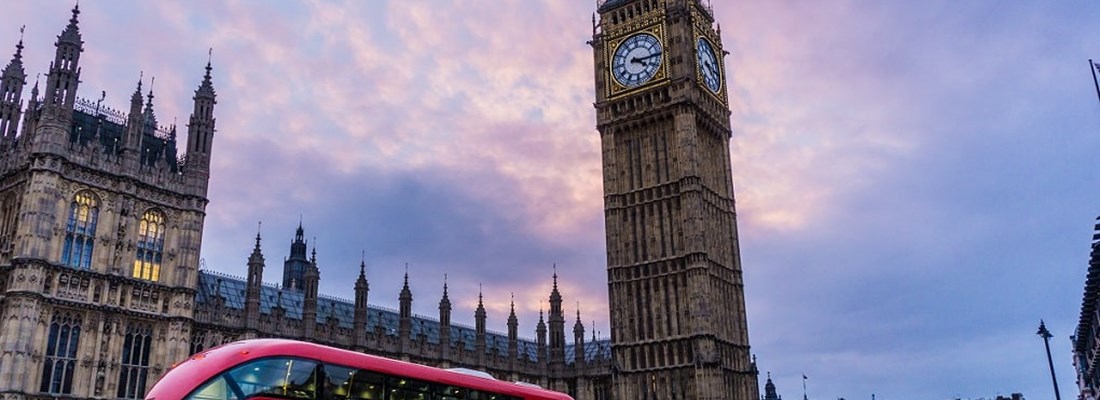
0 1 758 399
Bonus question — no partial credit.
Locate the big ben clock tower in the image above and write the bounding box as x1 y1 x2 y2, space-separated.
591 0 759 399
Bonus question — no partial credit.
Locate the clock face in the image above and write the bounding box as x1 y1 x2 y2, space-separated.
611 33 663 88
696 37 721 93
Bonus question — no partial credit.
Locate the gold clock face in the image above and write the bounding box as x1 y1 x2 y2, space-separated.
611 33 664 88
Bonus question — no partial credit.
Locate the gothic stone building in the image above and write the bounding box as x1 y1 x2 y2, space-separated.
0 6 212 400
0 0 758 399
190 223 615 400
0 6 618 400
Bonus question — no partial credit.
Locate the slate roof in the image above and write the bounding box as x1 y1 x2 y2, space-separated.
196 270 611 363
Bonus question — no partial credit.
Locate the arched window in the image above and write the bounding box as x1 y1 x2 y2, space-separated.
117 323 153 399
39 311 82 395
61 191 98 269
133 210 165 281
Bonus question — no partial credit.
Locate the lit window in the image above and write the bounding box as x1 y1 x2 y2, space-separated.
133 210 165 281
60 191 98 269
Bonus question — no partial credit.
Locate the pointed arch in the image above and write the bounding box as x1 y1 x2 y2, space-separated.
39 310 82 395
61 190 99 269
132 209 165 281
117 322 153 399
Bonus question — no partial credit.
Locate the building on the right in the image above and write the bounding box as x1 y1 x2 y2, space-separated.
590 0 759 399
1074 217 1100 400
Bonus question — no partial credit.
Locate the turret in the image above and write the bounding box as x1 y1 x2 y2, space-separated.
573 308 585 367
548 269 565 364
507 294 518 361
140 87 159 165
244 229 264 331
536 308 547 363
0 30 26 148
282 222 309 290
301 246 319 340
43 5 82 114
352 258 369 348
398 268 412 340
438 276 452 359
474 288 487 363
765 371 783 400
17 78 38 147
184 56 216 181
123 76 144 155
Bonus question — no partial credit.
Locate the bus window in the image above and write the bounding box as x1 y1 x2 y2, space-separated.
385 376 431 400
435 385 467 400
467 390 520 400
321 364 356 398
187 376 240 400
346 368 384 400
224 357 318 399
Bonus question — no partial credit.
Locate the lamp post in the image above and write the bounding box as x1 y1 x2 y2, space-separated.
1037 320 1062 400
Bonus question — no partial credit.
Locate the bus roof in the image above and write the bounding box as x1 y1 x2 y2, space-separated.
147 339 573 400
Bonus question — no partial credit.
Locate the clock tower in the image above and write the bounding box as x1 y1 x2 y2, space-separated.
591 1 758 399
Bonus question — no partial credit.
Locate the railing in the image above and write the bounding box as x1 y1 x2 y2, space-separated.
199 269 247 283
594 0 713 19
73 96 127 125
73 96 177 140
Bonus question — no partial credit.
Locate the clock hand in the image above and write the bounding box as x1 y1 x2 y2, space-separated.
631 52 663 65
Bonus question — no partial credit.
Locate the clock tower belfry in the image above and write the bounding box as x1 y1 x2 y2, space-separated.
591 0 759 399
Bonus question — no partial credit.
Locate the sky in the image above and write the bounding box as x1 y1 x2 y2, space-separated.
3 1 1099 399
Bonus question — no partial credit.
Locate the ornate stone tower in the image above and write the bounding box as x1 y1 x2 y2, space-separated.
282 222 309 290
0 5 216 398
591 0 758 399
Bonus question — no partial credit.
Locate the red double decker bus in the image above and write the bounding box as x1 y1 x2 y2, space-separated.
146 339 573 400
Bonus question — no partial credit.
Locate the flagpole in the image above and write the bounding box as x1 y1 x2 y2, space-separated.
802 374 808 400
1090 59 1100 106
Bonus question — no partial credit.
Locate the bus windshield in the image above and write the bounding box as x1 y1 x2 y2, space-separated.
187 356 521 400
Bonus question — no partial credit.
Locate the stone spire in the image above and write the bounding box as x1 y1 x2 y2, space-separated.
573 306 586 366
548 266 565 364
44 4 83 111
438 274 451 327
17 75 39 146
184 52 217 188
474 286 487 365
439 274 453 359
57 4 82 47
507 293 518 341
352 255 369 348
301 239 319 340
399 266 412 319
354 257 369 309
398 265 413 350
507 293 519 361
246 227 264 287
123 74 144 154
0 28 27 146
475 287 487 334
142 81 157 136
244 225 265 331
763 372 781 400
536 306 547 363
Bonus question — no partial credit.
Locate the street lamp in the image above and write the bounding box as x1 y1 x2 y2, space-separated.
1037 320 1062 400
